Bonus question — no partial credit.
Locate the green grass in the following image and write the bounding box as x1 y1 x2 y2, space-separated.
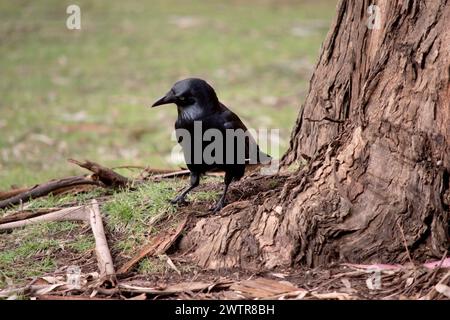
0 220 91 286
0 0 337 189
191 190 221 202
67 236 94 253
103 180 182 253
104 181 179 227
0 176 239 288
24 188 107 209
138 257 166 275
0 179 194 286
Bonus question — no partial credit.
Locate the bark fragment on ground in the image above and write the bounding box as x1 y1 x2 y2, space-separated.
3 262 450 300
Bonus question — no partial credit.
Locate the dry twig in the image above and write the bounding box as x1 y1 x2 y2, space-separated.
0 200 115 279
0 176 102 209
68 159 130 188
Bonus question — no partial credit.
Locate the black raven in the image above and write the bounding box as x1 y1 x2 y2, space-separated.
151 78 270 212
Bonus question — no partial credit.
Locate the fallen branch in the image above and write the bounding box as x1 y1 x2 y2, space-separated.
69 159 130 188
0 187 30 201
46 184 97 197
0 208 61 225
118 215 189 274
118 280 224 296
88 200 115 278
0 176 102 209
0 160 219 210
0 200 115 279
0 159 131 209
147 169 224 180
149 169 191 179
114 166 184 174
0 206 88 230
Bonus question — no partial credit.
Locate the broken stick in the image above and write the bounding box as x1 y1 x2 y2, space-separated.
0 187 30 201
149 169 191 179
0 176 102 209
0 208 62 225
0 200 115 279
69 159 130 188
0 206 88 230
88 200 115 277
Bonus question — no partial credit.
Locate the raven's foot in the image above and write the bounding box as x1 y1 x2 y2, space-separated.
170 196 189 206
210 200 226 214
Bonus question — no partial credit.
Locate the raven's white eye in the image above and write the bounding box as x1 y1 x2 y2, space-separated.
179 96 185 101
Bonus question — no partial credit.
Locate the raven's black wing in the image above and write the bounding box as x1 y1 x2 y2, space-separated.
216 103 271 165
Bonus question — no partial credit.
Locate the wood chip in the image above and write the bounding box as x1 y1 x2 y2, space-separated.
230 278 302 299
435 284 450 298
118 281 212 295
311 292 357 300
117 215 189 274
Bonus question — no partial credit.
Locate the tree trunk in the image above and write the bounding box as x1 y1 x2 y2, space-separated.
180 0 450 269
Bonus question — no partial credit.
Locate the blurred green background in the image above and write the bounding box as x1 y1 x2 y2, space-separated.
0 0 337 189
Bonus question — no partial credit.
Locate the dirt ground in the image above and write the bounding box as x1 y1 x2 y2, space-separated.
1 172 449 300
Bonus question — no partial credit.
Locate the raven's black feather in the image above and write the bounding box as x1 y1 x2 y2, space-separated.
152 78 271 212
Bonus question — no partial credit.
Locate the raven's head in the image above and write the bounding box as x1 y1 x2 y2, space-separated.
151 78 219 109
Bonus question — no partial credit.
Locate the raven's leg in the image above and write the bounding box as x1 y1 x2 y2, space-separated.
170 172 200 205
211 172 233 213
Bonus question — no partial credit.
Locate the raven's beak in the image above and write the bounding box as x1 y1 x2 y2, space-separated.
151 92 176 107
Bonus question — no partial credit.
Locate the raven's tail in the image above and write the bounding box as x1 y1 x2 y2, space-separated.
245 149 272 165
257 151 272 165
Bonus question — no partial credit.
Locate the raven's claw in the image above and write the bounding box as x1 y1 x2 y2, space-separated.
210 200 226 214
170 197 189 206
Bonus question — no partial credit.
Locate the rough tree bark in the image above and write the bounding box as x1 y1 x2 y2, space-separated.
180 0 450 269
